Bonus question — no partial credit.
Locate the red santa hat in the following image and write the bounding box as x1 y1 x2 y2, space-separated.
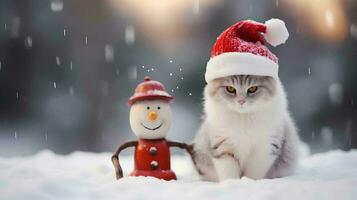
205 18 289 82
128 76 173 105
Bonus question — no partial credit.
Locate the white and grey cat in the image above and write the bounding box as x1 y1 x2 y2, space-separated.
192 75 300 181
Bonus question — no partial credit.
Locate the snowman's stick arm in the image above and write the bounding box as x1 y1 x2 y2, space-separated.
111 141 138 180
167 140 188 149
167 140 196 163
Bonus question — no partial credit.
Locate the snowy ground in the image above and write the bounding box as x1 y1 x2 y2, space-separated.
1 148 357 200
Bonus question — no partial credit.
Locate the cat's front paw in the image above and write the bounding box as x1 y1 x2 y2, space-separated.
210 137 235 158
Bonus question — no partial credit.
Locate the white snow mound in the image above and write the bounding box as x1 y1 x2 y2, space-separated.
1 149 357 200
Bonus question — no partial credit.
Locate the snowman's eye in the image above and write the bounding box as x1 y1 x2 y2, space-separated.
157 106 161 110
146 106 150 110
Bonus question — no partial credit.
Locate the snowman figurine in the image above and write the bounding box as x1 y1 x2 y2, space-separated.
112 76 193 181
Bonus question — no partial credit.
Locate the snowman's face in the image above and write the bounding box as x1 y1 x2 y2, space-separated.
129 100 172 139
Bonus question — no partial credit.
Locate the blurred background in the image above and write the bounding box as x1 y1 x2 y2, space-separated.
0 0 356 156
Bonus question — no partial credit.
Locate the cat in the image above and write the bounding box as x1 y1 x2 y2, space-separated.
191 75 300 181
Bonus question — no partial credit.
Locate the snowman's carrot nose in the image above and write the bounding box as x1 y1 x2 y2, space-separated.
148 111 158 121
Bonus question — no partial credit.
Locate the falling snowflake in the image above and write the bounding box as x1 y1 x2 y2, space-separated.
51 0 63 12
63 28 66 37
193 0 200 16
125 25 135 45
104 44 114 62
56 56 61 66
328 82 343 105
69 87 74 96
24 36 32 48
85 36 88 45
169 73 173 76
350 24 357 39
324 10 334 29
189 92 192 96
128 65 137 80
70 61 73 71
53 81 57 89
321 127 333 145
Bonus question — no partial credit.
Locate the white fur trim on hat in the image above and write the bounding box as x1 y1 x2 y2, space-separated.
205 52 279 82
264 18 289 47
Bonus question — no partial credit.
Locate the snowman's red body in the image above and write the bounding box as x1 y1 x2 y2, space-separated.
130 138 177 181
111 77 192 181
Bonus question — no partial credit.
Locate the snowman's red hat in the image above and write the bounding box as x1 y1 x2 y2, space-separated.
128 76 173 105
205 18 289 82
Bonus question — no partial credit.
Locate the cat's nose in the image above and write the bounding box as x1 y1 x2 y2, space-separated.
238 99 246 105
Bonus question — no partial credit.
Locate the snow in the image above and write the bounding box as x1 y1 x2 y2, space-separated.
24 36 33 48
325 10 334 29
69 87 74 96
56 56 61 66
321 127 334 145
193 0 200 16
128 65 138 80
329 82 343 105
51 0 63 12
350 24 357 38
125 25 135 45
104 44 114 62
1 149 357 200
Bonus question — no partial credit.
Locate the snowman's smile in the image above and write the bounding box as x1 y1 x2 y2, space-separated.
141 121 164 131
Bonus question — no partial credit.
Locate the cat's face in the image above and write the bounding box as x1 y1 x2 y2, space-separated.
206 75 277 113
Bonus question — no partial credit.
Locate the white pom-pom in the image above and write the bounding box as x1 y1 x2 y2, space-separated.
264 18 289 47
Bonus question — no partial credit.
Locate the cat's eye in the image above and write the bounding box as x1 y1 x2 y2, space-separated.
225 86 236 94
247 86 258 94
146 106 150 110
157 106 161 110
